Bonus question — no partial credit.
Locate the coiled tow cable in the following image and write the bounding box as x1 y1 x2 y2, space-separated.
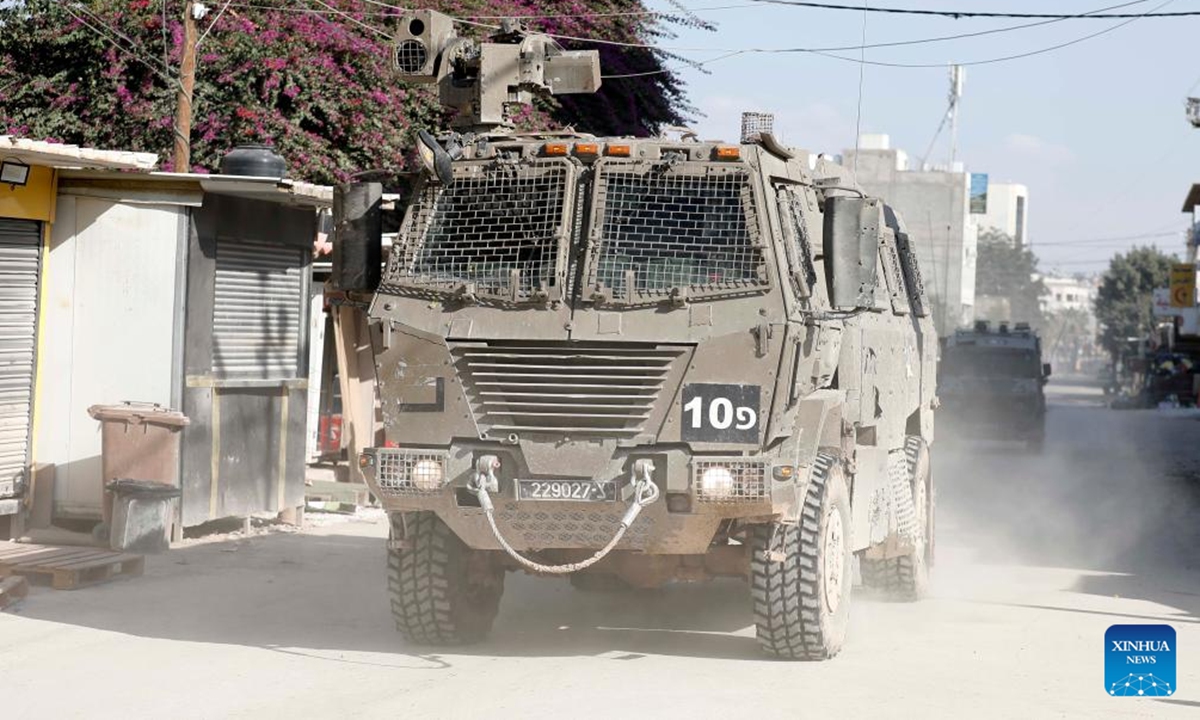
469 456 661 575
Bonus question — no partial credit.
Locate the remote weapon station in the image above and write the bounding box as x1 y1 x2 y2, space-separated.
337 11 938 660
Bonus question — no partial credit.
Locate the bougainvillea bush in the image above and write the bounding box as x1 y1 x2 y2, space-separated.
0 0 702 183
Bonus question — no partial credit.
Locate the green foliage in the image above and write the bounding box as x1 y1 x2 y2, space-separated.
0 0 697 184
1094 245 1176 358
974 228 1047 327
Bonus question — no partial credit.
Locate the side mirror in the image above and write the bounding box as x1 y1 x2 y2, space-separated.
823 196 882 310
1043 363 1052 378
416 129 454 185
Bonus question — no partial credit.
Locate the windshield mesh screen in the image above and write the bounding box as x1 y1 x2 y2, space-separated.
395 163 569 298
592 166 762 297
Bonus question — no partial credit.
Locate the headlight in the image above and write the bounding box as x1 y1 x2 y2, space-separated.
699 466 735 499
411 459 445 490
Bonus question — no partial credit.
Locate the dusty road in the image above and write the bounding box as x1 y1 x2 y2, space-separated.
4 378 1200 719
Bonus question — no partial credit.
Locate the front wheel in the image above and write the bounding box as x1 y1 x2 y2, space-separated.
750 453 852 660
388 512 505 645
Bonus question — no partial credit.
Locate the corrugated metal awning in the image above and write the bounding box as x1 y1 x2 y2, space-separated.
0 136 158 171
58 170 332 209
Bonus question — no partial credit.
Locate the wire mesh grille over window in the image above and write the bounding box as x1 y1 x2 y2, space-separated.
212 240 304 378
779 187 817 297
592 166 763 298
395 163 570 300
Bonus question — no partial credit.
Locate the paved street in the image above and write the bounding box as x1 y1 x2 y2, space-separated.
4 378 1200 719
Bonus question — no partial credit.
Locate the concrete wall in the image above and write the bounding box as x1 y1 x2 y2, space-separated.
843 148 978 337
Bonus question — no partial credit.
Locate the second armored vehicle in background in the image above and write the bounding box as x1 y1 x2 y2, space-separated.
938 321 1050 451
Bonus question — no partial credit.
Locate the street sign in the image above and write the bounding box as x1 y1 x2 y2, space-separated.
1153 287 1175 317
1169 263 1195 308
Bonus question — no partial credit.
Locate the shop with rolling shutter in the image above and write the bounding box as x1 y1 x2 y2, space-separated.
34 170 329 529
0 219 40 501
179 191 318 526
212 240 305 379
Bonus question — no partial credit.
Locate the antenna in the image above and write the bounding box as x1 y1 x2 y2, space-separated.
948 64 964 167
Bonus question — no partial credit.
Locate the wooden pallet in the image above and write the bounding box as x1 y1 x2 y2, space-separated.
0 543 144 590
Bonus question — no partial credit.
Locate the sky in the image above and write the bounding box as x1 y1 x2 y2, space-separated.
641 0 1200 274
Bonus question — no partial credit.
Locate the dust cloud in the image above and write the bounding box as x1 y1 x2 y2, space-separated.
934 375 1200 576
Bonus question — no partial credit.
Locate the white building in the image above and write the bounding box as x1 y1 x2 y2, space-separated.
1041 274 1096 316
973 181 1029 247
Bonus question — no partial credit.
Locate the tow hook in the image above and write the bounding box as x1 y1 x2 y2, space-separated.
471 455 661 575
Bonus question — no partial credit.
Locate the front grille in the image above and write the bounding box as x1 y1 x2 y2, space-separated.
375 448 448 497
589 162 766 301
451 341 685 436
693 459 768 503
387 160 573 301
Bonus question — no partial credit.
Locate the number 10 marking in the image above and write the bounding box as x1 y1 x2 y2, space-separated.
684 396 757 430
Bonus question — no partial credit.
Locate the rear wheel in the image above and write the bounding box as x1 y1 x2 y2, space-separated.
861 436 932 600
388 512 505 645
750 453 852 660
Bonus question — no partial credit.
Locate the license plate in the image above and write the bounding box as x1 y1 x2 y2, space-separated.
516 480 616 502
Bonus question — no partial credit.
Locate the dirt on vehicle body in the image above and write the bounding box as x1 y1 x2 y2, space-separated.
348 11 939 661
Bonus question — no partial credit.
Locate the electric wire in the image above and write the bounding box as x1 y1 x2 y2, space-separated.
198 0 235 47
304 0 394 39
63 3 178 86
852 1 867 175
1032 230 1184 247
748 0 1198 19
753 0 1179 69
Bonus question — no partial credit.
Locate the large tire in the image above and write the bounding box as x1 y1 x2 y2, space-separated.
861 436 931 601
750 453 852 660
388 512 505 645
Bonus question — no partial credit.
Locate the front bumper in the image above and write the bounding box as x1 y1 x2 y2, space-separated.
360 442 797 553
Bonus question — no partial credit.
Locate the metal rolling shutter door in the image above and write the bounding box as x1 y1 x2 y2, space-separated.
0 219 41 497
212 240 304 378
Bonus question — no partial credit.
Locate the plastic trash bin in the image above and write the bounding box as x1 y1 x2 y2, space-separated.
87 402 189 529
107 480 182 553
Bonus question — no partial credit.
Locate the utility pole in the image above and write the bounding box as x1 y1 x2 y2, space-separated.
173 1 200 172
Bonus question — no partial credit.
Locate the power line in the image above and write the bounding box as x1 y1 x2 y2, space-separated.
852 2 868 176
750 0 1199 19
1034 230 1184 247
537 0 1179 75
304 0 393 39
197 0 235 47
63 3 178 86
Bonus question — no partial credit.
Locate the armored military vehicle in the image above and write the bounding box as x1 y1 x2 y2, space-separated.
938 321 1050 451
342 11 938 660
